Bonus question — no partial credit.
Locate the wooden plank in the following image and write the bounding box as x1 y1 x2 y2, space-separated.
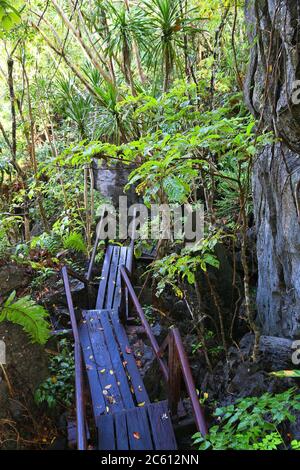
126 407 153 450
100 309 135 409
114 411 130 450
105 246 121 309
79 321 106 418
125 244 132 271
108 309 150 405
96 246 113 309
97 414 116 450
147 401 177 450
113 246 128 310
83 310 124 413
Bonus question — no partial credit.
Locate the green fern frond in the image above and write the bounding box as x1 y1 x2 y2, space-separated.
0 291 51 344
63 232 86 253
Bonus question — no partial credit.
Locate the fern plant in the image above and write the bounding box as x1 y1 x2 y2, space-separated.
0 291 51 344
63 232 87 254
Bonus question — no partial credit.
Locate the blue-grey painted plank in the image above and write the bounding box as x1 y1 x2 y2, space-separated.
126 407 153 450
100 309 135 409
96 246 113 309
105 246 121 309
147 401 177 450
114 411 130 450
97 414 115 450
108 310 150 405
83 310 124 413
113 246 128 310
79 321 106 418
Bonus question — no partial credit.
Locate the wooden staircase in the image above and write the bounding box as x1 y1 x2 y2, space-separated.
62 218 207 450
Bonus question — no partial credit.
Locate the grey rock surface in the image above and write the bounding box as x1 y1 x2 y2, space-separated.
0 263 30 297
245 0 300 338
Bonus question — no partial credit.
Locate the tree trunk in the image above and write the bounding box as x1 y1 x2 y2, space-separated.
244 0 300 338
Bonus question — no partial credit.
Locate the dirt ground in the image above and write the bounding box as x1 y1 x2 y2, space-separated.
0 322 58 449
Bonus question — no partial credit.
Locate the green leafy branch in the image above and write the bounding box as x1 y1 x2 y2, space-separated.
0 291 51 344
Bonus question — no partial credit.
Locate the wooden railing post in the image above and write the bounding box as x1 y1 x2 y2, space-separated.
120 266 169 381
62 266 87 450
168 329 182 419
171 327 208 437
86 208 106 283
119 266 208 437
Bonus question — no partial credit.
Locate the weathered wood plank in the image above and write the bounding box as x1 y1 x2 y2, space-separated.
83 310 124 413
100 309 135 409
126 407 153 450
79 321 106 418
96 246 113 309
97 414 115 450
105 246 121 309
113 246 128 310
147 401 177 450
114 411 130 450
108 309 150 405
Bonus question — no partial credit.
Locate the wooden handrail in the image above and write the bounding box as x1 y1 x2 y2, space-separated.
62 266 87 450
120 266 169 381
169 327 208 436
86 208 106 282
119 265 208 437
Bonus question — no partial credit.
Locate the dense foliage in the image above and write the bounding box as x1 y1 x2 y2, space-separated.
193 389 300 450
0 0 296 452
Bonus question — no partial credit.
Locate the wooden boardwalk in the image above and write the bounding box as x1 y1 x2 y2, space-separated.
62 233 207 450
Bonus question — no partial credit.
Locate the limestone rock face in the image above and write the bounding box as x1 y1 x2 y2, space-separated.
93 160 138 207
253 144 300 337
0 263 30 297
244 0 300 337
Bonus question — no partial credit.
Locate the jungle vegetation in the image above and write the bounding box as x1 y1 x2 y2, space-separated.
0 0 298 451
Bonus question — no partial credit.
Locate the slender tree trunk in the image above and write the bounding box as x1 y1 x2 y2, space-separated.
84 165 91 253
23 62 49 232
163 47 172 93
124 0 147 84
7 56 31 241
51 0 113 85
